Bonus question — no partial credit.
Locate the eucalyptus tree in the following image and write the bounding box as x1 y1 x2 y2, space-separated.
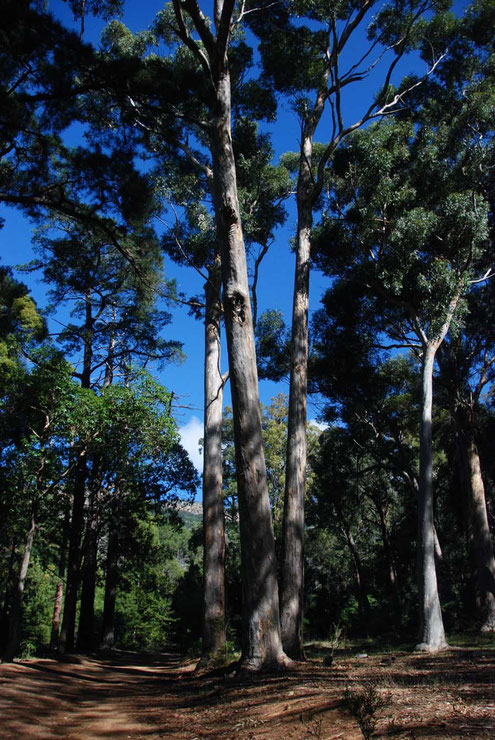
313 108 490 649
159 115 289 663
248 0 447 658
96 4 292 666
438 281 495 631
166 0 295 669
418 3 495 630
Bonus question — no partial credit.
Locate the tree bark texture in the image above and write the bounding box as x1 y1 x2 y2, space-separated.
416 345 447 651
210 71 287 670
280 144 312 659
455 405 495 631
201 260 226 662
3 511 36 662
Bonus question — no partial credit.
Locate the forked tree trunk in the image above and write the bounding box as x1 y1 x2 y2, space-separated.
171 0 288 671
210 70 288 671
201 260 226 662
280 141 312 660
416 344 447 651
455 405 495 631
3 510 36 662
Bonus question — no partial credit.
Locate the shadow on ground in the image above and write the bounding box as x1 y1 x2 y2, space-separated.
0 645 494 739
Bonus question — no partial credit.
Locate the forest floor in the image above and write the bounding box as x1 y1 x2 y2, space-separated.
0 639 494 739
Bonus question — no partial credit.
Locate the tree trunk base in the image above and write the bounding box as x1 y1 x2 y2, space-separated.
414 641 449 653
194 652 229 672
282 641 306 662
237 652 295 674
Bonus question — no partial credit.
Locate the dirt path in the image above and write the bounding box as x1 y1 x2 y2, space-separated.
0 645 494 739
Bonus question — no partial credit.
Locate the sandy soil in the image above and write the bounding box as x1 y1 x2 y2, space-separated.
0 643 494 739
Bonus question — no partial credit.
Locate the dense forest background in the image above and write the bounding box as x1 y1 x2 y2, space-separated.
1 0 494 666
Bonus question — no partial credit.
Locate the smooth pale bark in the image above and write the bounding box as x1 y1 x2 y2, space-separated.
201 260 226 662
280 140 312 660
50 581 64 650
455 405 495 631
403 471 443 560
210 72 288 671
100 524 119 649
171 0 288 670
3 511 36 662
416 344 447 651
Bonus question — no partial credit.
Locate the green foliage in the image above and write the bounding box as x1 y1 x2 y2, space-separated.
343 681 392 739
19 556 56 656
0 267 46 383
114 519 179 650
255 309 291 381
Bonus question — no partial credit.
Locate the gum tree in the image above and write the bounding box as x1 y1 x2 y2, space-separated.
248 0 446 657
313 110 490 649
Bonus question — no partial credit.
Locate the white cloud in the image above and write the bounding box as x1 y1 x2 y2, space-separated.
309 419 328 432
179 416 204 473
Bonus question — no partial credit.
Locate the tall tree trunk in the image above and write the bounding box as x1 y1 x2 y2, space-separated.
3 510 36 662
201 259 226 663
280 142 312 660
210 70 288 671
455 404 495 631
100 523 119 649
50 504 70 650
416 344 447 651
170 0 287 671
59 456 87 653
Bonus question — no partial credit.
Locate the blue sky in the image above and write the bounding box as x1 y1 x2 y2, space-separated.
1 0 469 473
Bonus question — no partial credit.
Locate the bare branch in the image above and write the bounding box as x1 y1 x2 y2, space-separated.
468 267 494 285
171 0 212 78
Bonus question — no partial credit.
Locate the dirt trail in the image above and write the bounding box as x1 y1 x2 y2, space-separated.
0 645 494 739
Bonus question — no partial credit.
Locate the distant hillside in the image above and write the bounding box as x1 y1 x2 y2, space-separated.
176 501 202 529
